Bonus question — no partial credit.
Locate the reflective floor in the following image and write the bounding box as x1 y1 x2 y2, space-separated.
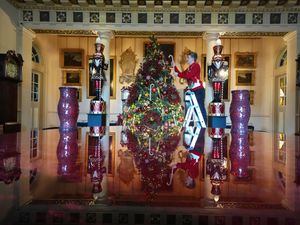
0 126 300 225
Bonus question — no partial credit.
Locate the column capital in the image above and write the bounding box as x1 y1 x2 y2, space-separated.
94 30 114 40
203 32 220 41
17 27 36 40
283 31 297 43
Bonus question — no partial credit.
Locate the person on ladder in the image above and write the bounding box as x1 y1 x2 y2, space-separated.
170 51 207 127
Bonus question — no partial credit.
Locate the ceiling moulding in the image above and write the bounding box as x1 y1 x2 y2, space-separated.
32 29 288 38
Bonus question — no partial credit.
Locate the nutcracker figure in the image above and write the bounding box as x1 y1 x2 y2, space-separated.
88 34 108 129
87 135 106 200
206 128 228 202
207 39 229 127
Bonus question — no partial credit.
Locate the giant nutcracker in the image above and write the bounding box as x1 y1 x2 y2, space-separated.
207 39 229 128
88 35 108 133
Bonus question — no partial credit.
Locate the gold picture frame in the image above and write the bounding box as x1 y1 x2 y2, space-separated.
235 52 257 69
60 48 84 69
76 88 82 102
249 90 254 105
63 70 81 86
236 70 255 86
110 57 116 99
201 54 231 101
87 56 116 99
108 132 116 176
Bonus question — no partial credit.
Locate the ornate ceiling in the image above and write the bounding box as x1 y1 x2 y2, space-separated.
5 0 299 37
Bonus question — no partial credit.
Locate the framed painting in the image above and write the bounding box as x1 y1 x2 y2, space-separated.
144 42 175 66
201 54 231 101
108 132 116 176
235 52 257 69
76 88 82 102
60 49 84 69
63 70 81 86
236 70 255 86
297 54 300 86
87 56 116 99
110 57 116 99
249 90 254 105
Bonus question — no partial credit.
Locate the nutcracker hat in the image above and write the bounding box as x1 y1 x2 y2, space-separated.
95 36 105 48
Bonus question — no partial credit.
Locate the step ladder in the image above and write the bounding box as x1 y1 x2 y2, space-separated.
183 90 206 128
184 126 202 150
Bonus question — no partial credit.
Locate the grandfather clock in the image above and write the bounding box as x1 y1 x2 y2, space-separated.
0 50 23 133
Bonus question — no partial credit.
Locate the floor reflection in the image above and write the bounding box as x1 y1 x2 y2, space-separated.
0 126 300 224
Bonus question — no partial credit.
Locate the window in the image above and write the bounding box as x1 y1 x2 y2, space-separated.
31 72 39 102
276 48 287 68
279 76 286 106
32 46 40 63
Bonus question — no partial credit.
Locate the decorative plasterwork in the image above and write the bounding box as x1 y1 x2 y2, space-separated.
118 47 138 84
32 29 288 38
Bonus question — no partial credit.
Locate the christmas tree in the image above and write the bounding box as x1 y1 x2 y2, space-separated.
126 130 180 199
123 36 184 135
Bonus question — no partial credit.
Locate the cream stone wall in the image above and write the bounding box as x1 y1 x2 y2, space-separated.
34 34 285 131
0 1 17 52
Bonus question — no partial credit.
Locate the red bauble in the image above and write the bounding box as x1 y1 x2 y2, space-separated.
128 114 132 119
179 117 184 122
164 108 169 113
152 87 157 93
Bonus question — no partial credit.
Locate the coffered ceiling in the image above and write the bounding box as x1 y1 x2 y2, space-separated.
8 0 300 10
5 0 299 37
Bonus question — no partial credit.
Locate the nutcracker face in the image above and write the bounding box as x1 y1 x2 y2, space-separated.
95 43 104 53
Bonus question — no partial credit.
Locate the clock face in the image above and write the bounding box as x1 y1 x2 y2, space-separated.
6 62 18 79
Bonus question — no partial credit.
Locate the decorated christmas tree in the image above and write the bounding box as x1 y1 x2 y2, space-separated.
126 130 180 199
123 36 184 134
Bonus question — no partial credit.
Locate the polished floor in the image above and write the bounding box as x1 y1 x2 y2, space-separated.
0 126 299 225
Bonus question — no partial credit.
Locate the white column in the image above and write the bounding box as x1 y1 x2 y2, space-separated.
283 31 298 135
96 30 114 126
202 32 220 201
203 32 220 107
17 27 36 131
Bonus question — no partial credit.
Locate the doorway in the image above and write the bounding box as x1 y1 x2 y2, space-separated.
274 75 286 133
